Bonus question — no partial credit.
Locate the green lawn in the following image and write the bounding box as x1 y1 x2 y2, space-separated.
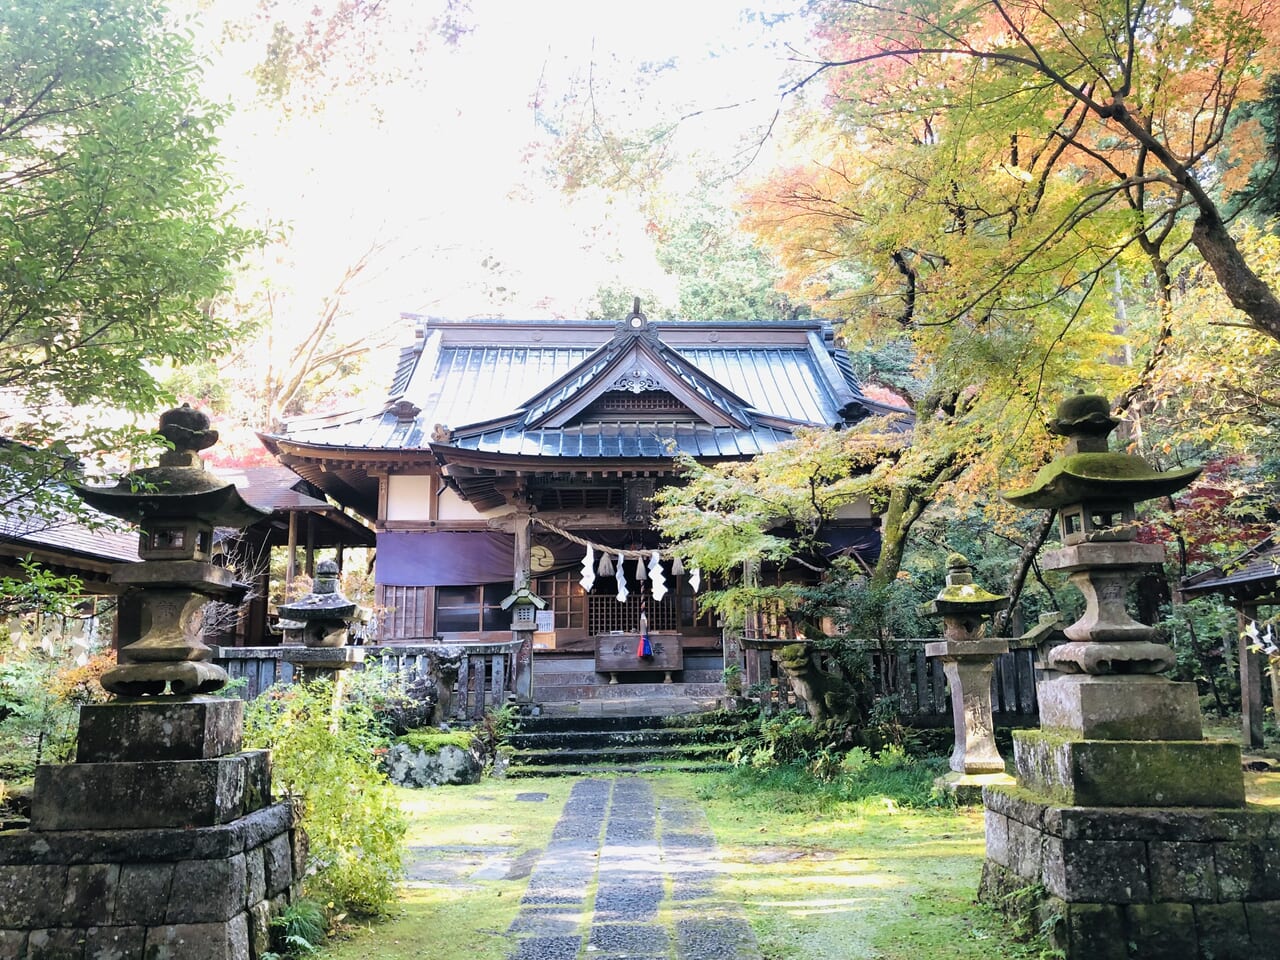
317 768 1059 960
317 761 1280 960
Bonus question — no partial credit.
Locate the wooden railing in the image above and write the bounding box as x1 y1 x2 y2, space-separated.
739 638 1039 726
213 641 522 722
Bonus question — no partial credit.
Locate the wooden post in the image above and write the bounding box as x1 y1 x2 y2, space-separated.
1239 605 1265 749
511 496 534 702
304 514 315 577
285 512 298 598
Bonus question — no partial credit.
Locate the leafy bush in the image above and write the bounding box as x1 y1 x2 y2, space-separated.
267 897 327 957
727 710 823 769
706 743 954 813
0 648 113 781
244 678 407 916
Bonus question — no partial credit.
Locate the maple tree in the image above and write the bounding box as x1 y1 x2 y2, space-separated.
770 0 1280 347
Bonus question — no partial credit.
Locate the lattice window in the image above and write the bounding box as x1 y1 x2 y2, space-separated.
534 571 586 629
380 585 428 640
578 390 693 421
589 590 680 633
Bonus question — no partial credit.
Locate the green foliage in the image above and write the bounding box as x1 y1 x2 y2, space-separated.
0 0 255 408
705 741 955 813
0 0 256 508
727 711 824 770
267 897 327 957
0 559 85 623
1162 596 1240 717
470 702 521 764
243 678 406 916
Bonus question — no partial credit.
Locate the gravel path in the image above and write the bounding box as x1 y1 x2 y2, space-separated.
505 778 760 960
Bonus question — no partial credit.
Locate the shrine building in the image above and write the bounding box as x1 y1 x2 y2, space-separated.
260 306 894 687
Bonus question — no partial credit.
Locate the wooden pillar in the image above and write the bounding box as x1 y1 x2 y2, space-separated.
1239 605 1265 749
304 514 316 577
285 512 298 597
512 493 534 701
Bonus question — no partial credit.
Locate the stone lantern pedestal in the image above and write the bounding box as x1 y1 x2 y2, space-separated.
0 407 305 959
979 396 1277 959
922 554 1015 800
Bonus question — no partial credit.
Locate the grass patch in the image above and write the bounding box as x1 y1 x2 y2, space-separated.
311 741 1280 959
318 777 573 960
672 754 1060 960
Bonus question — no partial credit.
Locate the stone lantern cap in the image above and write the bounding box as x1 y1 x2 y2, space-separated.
500 586 547 610
1002 394 1200 511
74 404 267 528
277 559 359 622
921 553 1009 618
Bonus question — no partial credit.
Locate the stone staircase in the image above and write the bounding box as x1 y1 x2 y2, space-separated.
505 711 743 778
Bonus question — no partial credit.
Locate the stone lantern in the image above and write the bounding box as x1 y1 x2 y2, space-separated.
278 558 359 647
0 406 307 958
977 395 1270 960
276 557 366 683
74 403 268 697
921 553 1013 797
1001 393 1203 735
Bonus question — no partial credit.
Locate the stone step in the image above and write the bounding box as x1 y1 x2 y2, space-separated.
505 705 744 778
507 759 732 778
535 681 728 702
512 741 730 768
508 725 737 752
533 669 724 686
532 654 724 675
517 710 742 733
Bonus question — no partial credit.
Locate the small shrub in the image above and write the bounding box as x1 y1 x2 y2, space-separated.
0 646 114 779
244 678 407 916
269 897 327 956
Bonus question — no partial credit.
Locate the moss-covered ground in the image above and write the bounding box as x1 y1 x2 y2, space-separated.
317 744 1280 960
318 767 1061 959
320 777 573 960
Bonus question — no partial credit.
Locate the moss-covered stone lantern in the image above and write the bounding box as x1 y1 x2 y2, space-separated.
921 554 1013 795
75 404 268 697
1003 393 1200 685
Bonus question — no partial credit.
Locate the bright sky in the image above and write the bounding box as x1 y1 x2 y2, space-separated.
190 1 811 329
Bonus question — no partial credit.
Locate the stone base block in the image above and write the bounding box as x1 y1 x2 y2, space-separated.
1036 674 1202 740
933 770 1015 805
31 750 272 830
76 697 244 763
982 861 1280 960
1012 732 1244 807
0 802 303 960
980 785 1280 959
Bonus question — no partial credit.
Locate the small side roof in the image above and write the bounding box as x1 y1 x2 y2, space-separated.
1180 532 1280 605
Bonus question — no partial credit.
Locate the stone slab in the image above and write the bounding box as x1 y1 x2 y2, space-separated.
934 771 1014 804
1012 733 1244 807
31 751 272 831
85 924 146 959
75 698 243 763
0 802 294 865
923 639 1009 658
1036 675 1203 740
142 915 249 960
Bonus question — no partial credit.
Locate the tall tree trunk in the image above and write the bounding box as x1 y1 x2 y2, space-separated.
1192 213 1280 343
